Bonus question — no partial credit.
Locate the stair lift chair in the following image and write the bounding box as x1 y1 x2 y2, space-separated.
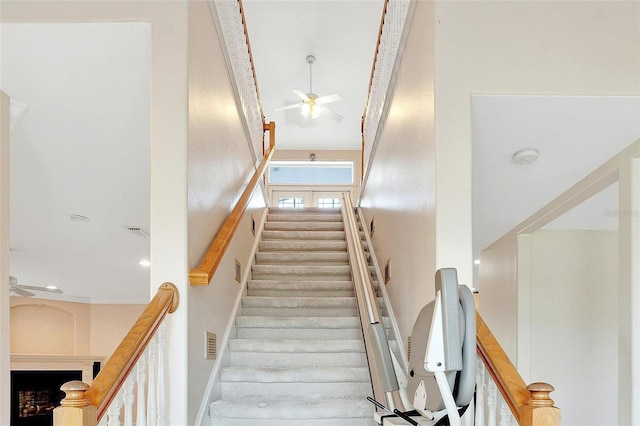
375 268 476 426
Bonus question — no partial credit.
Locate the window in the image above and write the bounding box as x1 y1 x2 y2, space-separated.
317 197 341 208
277 197 305 208
268 161 354 185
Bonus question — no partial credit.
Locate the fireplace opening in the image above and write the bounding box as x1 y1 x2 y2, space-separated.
11 370 82 426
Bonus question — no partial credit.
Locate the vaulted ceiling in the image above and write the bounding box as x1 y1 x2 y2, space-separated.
2 2 639 302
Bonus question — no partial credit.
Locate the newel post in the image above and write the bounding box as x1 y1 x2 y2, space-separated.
521 382 561 426
53 380 97 426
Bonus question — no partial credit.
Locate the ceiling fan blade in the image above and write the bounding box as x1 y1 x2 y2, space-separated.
292 89 310 102
323 106 343 123
11 287 35 297
274 103 302 112
18 284 63 294
315 93 341 105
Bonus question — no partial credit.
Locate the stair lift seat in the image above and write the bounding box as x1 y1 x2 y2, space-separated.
401 268 476 426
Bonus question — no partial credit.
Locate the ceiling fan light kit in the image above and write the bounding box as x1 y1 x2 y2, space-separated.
274 55 343 123
9 275 64 297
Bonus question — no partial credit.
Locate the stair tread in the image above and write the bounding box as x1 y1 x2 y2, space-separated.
210 398 372 419
236 316 360 328
220 366 370 382
228 339 365 353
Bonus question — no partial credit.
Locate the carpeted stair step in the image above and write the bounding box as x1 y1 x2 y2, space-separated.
235 316 388 339
219 367 371 400
228 339 366 368
241 296 359 317
247 280 355 297
255 251 349 265
262 230 346 240
258 240 348 252
235 316 362 340
264 221 344 231
267 213 342 222
268 207 341 214
251 264 352 281
209 399 373 426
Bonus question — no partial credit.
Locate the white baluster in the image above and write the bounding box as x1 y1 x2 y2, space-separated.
157 322 168 426
147 335 158 426
463 398 475 426
499 399 511 426
476 359 486 426
122 368 135 426
136 349 148 426
487 380 498 426
106 388 123 426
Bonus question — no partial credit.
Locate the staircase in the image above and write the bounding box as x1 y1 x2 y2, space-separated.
209 207 375 425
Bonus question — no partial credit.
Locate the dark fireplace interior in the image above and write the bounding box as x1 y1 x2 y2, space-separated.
11 370 82 426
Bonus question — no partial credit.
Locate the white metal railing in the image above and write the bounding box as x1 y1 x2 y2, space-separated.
362 0 414 180
209 0 265 162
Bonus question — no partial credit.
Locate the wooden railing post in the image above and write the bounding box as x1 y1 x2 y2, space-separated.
53 380 97 426
521 382 561 426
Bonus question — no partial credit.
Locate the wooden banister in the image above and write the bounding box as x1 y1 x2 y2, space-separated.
476 311 561 425
363 0 389 120
189 126 275 286
54 282 179 424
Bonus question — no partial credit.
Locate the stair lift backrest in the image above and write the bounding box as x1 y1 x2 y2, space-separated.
407 269 476 413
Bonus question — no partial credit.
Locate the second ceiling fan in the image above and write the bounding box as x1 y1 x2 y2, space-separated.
275 55 343 122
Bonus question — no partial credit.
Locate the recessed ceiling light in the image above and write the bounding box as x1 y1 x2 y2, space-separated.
139 260 151 267
512 149 539 165
69 214 90 222
474 259 481 265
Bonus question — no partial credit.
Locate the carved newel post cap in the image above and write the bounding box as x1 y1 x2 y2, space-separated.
527 382 555 407
60 381 91 407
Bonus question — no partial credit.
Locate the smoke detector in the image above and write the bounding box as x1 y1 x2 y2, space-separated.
512 149 538 165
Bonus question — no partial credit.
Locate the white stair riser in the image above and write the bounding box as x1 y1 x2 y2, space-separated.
262 230 346 240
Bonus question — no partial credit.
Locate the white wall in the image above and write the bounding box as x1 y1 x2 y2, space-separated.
435 0 640 294
1 91 11 426
360 0 436 345
187 1 266 423
1 2 191 424
527 230 618 426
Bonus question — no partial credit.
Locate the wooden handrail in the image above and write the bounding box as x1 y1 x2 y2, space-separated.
54 282 179 424
189 125 275 286
363 0 389 120
476 311 561 425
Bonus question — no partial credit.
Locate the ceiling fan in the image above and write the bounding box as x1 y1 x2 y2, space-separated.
275 55 343 122
9 275 63 297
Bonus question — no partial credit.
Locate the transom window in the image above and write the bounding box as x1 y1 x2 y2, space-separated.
268 161 354 185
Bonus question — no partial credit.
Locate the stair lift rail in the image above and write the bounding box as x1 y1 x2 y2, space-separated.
340 193 407 414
